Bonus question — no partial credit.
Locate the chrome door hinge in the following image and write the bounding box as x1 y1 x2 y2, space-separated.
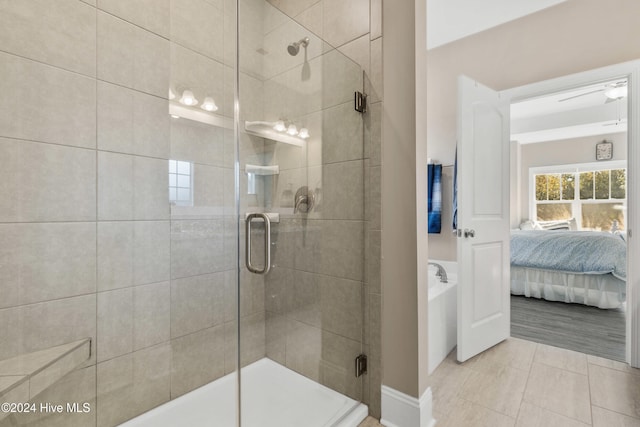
355 354 367 377
354 91 367 113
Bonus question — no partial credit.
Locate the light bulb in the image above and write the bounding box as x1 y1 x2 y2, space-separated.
298 128 309 139
201 97 218 112
273 120 286 132
179 90 198 106
287 124 298 136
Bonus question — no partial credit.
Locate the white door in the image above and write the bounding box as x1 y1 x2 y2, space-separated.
457 75 511 362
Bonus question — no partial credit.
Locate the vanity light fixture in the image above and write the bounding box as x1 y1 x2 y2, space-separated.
286 124 298 136
273 120 286 132
298 128 309 139
201 97 218 112
179 90 198 106
605 85 628 100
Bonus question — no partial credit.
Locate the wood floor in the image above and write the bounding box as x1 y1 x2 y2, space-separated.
510 295 625 362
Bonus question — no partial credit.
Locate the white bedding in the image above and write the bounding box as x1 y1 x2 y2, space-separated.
511 266 626 309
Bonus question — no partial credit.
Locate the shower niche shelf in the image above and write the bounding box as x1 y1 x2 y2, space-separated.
244 121 306 147
0 338 91 418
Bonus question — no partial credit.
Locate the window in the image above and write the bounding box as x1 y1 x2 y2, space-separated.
531 162 626 231
169 160 193 206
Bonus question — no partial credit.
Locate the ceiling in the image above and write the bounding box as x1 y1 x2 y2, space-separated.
510 79 628 144
427 0 567 50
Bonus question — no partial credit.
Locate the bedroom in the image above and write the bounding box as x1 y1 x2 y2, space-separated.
508 78 629 362
426 0 640 369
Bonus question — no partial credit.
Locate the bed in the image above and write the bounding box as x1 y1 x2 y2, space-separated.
510 230 627 309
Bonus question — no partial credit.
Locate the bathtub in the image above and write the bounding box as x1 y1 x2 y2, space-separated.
428 260 457 374
119 358 368 427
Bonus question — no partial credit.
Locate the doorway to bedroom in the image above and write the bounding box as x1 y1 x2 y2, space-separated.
508 74 630 362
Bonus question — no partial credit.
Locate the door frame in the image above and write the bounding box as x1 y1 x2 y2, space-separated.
502 60 640 367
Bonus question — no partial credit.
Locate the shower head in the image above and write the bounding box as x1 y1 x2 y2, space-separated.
287 37 310 56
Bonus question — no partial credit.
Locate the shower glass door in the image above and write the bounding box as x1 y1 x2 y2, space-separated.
236 1 367 425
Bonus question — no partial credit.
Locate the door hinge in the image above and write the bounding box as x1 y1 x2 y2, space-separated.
354 91 367 113
355 354 367 377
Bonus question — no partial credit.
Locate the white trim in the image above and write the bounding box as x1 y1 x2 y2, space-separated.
503 60 640 368
380 385 435 427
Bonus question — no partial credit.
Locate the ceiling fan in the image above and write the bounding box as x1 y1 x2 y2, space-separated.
559 81 628 103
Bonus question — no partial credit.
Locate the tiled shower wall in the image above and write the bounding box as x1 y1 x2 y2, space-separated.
263 0 383 418
0 0 252 426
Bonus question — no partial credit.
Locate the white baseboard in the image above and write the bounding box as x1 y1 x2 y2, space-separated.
380 385 436 427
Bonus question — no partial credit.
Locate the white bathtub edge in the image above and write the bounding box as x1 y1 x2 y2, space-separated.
338 403 368 426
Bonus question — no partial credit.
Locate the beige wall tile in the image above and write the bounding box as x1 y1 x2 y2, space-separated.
338 34 370 76
0 139 96 222
265 312 287 366
0 53 96 149
170 119 225 168
29 341 91 398
97 288 133 362
321 48 362 110
133 156 170 220
322 0 369 48
293 2 323 39
97 344 170 427
170 272 225 338
289 271 320 327
22 295 97 361
170 43 224 114
268 0 319 19
236 312 266 367
98 222 134 292
0 307 23 362
592 406 640 427
98 82 170 158
368 37 382 103
317 220 364 281
319 330 362 400
286 319 321 381
321 102 364 164
97 12 169 98
264 267 293 315
524 362 591 424
170 325 225 397
589 363 640 419
365 102 382 166
133 282 170 350
191 164 225 216
319 275 362 341
98 0 170 38
0 223 96 308
370 0 381 40
171 219 225 279
0 0 96 76
133 221 170 286
0 381 29 423
317 160 364 220
171 0 224 61
13 366 96 427
368 230 381 293
98 151 134 220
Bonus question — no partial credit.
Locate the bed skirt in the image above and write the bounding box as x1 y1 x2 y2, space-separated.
511 266 626 309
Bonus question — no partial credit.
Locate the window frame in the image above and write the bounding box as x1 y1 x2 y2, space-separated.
529 160 627 230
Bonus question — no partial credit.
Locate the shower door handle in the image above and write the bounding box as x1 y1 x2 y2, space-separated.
245 213 271 275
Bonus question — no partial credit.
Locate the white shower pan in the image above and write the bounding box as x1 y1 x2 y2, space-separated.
120 358 368 427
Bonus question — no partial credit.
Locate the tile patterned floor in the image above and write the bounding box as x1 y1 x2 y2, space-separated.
358 337 640 427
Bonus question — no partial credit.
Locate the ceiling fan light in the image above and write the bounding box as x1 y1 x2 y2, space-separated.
605 86 627 100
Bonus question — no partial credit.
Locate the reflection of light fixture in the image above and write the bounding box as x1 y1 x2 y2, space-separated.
273 120 286 132
201 97 218 112
298 128 309 139
179 90 198 106
287 124 298 136
169 88 176 100
605 86 628 100
171 114 180 119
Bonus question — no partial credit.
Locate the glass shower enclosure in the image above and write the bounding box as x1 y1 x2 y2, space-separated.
0 0 366 426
